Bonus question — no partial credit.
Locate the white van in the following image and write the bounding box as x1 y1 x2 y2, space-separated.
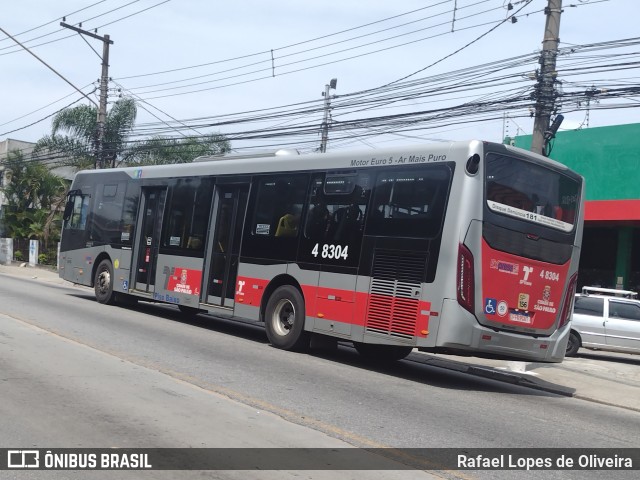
567 287 640 356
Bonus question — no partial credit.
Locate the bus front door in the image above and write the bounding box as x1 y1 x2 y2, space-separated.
134 187 166 293
205 184 249 307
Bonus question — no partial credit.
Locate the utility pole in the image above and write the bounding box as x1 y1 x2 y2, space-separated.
530 0 562 156
61 22 113 169
319 78 337 153
98 34 111 168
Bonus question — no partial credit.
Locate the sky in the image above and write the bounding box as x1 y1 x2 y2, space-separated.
1 0 639 154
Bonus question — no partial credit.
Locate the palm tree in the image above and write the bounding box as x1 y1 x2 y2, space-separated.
34 97 137 170
34 97 230 169
123 133 230 166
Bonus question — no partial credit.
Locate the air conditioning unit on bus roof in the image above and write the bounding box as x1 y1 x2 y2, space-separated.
193 149 300 162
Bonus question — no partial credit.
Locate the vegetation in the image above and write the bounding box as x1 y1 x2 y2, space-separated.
2 97 229 264
33 99 131 170
125 133 231 166
1 149 66 252
33 97 230 169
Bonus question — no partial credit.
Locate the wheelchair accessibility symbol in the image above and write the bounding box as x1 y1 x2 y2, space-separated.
484 298 497 315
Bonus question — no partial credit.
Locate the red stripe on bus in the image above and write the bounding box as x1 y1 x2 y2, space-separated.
234 276 268 306
236 275 431 337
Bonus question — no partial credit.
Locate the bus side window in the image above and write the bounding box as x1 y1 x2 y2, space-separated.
161 178 213 253
120 184 140 246
367 166 451 238
90 183 127 244
304 174 369 246
253 176 306 239
66 195 90 231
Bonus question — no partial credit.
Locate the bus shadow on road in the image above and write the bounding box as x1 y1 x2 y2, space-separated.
66 292 271 344
66 292 571 398
314 344 572 398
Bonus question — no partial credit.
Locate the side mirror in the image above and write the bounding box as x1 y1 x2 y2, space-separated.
466 154 481 175
63 198 74 222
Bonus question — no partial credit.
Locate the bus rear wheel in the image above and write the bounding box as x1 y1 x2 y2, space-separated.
265 285 309 351
353 342 413 362
94 259 116 305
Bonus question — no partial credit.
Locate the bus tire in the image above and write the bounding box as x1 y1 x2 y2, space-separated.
353 342 413 362
265 285 309 351
565 331 581 357
94 259 116 305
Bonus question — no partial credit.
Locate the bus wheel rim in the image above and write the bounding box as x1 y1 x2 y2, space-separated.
98 269 111 294
272 298 295 337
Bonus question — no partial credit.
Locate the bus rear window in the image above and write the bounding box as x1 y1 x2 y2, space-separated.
485 154 580 232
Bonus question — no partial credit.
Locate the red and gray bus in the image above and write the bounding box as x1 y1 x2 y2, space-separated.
59 140 584 362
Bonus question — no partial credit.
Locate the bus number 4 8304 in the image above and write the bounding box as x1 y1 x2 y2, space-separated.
311 243 349 260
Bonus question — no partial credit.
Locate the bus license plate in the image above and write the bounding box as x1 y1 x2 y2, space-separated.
509 311 531 324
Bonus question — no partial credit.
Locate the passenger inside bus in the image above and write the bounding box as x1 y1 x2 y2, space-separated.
305 199 331 239
275 213 299 237
531 194 552 216
187 236 203 249
487 181 533 211
331 202 363 243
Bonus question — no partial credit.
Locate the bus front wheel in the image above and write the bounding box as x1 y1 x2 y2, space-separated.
265 285 309 351
353 342 413 362
94 259 116 305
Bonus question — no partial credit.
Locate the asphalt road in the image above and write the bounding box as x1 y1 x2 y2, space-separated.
1 272 639 479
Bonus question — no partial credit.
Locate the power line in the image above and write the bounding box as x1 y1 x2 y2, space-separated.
0 0 171 56
0 0 108 45
0 82 96 129
0 26 98 107
374 0 535 88
0 2 571 137
0 96 89 137
124 4 516 100
7 35 640 165
115 0 460 81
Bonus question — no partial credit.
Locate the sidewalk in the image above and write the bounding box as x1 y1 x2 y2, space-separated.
418 350 640 412
0 262 66 284
2 262 640 412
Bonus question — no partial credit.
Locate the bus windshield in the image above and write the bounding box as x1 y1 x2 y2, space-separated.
485 153 581 232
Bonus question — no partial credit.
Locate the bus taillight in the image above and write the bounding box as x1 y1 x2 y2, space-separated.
558 272 578 328
457 244 475 314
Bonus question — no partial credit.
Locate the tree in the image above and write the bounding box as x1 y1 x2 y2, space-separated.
34 97 230 169
124 134 230 166
34 97 137 170
1 149 67 248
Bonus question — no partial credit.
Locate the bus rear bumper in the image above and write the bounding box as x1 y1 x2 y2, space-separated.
426 299 569 363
